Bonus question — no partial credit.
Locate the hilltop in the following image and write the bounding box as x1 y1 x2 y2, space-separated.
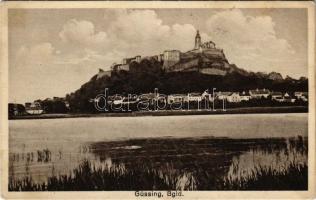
65 58 307 112
64 31 308 112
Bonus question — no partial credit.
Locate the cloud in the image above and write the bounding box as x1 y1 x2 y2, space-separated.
54 48 121 68
105 10 171 56
103 10 199 60
168 24 197 51
10 10 201 102
57 9 297 76
110 10 170 43
59 19 108 48
205 9 295 74
15 43 55 66
10 42 106 103
58 10 199 59
10 9 306 103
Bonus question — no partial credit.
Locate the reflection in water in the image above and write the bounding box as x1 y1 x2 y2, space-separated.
9 144 95 185
9 136 307 191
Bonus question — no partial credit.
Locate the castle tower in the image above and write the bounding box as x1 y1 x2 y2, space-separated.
194 30 202 49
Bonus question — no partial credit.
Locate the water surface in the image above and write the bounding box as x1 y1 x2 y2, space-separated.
9 113 308 190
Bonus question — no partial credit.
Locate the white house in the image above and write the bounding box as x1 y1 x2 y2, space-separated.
227 92 241 103
201 90 213 102
249 88 270 99
271 92 283 100
167 94 187 104
187 93 203 102
25 102 44 115
112 95 125 105
239 91 251 101
216 92 232 100
283 93 296 103
273 96 285 102
294 92 308 102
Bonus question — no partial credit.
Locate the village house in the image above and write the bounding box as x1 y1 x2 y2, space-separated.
239 91 251 101
187 93 203 102
121 96 139 105
249 88 270 99
107 94 138 105
167 94 187 104
155 94 167 104
25 102 44 115
138 93 157 102
272 96 285 102
226 92 241 103
294 92 308 102
65 101 70 109
215 92 232 100
273 93 296 103
112 95 125 105
8 103 25 116
201 90 214 102
283 93 296 103
271 92 283 101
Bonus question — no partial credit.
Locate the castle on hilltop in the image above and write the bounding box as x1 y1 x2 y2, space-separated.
97 30 229 79
189 30 224 55
194 30 216 50
162 30 227 70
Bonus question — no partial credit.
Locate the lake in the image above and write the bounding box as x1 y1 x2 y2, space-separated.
9 113 308 190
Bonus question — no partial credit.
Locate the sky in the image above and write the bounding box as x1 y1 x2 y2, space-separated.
9 8 308 103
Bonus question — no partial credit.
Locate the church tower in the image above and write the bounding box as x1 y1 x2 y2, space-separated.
194 30 202 49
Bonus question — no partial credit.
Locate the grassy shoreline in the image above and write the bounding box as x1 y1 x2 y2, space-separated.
9 136 308 191
9 160 307 191
9 106 308 120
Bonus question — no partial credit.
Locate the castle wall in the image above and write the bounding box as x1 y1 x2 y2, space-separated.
97 70 112 79
122 58 134 65
201 41 216 49
135 55 141 63
163 50 180 61
181 52 198 60
167 58 199 72
163 50 180 69
123 56 141 65
118 64 129 71
188 48 203 54
163 61 179 70
203 49 225 58
200 68 227 76
157 54 164 62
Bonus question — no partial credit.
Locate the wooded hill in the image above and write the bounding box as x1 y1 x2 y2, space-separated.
65 57 308 112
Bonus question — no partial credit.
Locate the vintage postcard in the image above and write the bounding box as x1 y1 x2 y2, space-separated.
0 1 315 199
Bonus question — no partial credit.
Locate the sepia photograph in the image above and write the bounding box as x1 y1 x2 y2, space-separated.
0 1 315 199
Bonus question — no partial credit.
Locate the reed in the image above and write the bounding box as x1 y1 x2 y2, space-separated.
9 160 197 191
9 137 307 191
220 136 308 190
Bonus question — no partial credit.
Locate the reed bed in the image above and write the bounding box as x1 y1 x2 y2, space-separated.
221 136 308 190
9 160 197 191
9 136 307 191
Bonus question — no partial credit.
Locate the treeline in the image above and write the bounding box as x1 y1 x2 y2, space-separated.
9 99 69 117
39 99 69 113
